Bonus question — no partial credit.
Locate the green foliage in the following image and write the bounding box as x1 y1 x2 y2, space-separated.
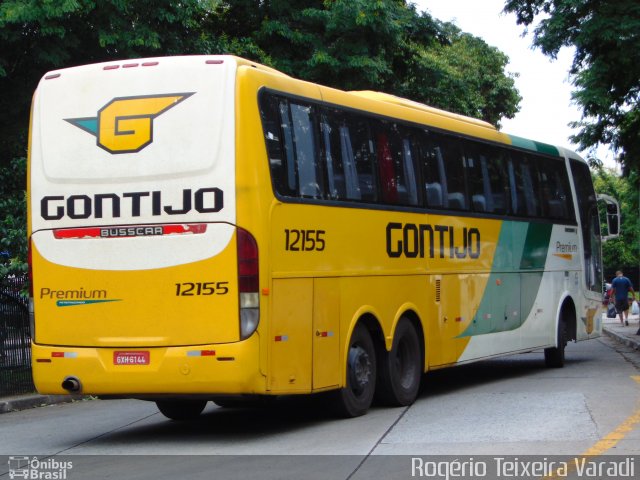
0 157 27 278
403 27 521 126
0 0 521 160
0 0 224 158
244 0 520 126
592 165 639 278
503 0 640 179
0 0 522 277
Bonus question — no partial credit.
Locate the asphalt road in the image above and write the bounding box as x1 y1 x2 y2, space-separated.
1 335 639 479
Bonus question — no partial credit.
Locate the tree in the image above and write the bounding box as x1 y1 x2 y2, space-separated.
592 165 639 285
0 0 522 274
0 157 27 279
503 0 640 179
400 24 520 126
0 0 231 276
0 0 520 162
244 0 520 125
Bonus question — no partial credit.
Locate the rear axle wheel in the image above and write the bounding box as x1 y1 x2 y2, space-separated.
376 318 422 406
331 323 377 417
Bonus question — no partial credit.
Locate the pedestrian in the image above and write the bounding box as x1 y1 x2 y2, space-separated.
610 270 635 327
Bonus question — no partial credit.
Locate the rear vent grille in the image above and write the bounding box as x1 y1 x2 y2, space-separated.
435 279 441 303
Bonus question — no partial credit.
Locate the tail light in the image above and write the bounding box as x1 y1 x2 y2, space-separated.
237 228 259 339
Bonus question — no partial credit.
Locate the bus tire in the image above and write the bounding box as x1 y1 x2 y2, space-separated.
156 399 207 420
376 318 422 406
544 317 566 368
331 323 377 418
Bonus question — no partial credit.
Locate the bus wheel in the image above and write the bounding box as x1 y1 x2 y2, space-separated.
156 399 207 420
376 318 422 406
544 317 566 368
331 323 377 417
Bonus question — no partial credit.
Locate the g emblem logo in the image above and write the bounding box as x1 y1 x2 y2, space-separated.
65 93 194 154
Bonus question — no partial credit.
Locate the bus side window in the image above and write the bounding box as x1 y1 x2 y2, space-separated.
509 152 542 217
538 157 574 221
288 103 323 199
259 93 296 197
278 101 299 195
464 142 508 214
259 94 323 199
415 130 446 209
401 137 420 206
374 121 420 206
321 110 355 201
322 109 377 202
436 134 468 211
488 151 509 214
570 159 602 291
340 113 378 203
339 124 362 200
507 157 520 215
376 127 398 204
320 117 345 200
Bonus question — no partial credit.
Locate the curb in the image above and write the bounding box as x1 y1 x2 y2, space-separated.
602 326 640 351
0 394 84 414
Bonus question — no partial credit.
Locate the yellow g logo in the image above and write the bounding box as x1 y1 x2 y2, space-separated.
65 93 194 154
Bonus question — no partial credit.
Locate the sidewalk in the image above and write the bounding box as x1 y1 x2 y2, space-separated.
602 308 640 351
0 393 84 414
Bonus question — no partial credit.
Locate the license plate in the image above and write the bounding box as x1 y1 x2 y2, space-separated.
113 351 150 365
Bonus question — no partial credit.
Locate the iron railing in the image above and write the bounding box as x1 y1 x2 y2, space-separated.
0 275 34 396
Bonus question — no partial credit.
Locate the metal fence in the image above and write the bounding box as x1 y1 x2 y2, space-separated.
0 275 34 396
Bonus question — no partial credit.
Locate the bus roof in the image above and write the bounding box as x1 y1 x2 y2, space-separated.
349 90 496 131
39 54 577 160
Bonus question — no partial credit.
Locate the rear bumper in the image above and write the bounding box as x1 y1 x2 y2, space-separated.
32 334 265 396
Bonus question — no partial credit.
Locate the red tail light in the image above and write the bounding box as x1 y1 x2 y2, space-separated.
237 228 259 293
237 228 259 339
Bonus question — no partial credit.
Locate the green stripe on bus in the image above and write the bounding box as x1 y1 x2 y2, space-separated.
458 221 552 338
509 134 560 156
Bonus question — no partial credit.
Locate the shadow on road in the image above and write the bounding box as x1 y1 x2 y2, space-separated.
96 348 592 445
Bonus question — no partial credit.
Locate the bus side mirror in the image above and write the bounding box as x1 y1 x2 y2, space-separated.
597 194 620 240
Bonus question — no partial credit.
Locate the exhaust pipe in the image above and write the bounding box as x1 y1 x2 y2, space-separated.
61 376 82 393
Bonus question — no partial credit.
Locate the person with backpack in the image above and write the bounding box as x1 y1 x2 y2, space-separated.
610 271 635 327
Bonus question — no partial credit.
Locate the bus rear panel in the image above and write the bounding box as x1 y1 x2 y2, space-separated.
29 56 264 395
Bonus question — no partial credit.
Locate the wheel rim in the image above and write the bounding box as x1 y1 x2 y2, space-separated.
348 343 372 397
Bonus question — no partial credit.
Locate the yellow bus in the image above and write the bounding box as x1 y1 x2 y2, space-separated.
28 55 606 419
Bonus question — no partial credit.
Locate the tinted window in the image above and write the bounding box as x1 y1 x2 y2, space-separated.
259 90 576 225
570 159 601 291
508 152 542 217
260 94 322 198
323 108 378 203
537 157 574 220
416 131 468 210
373 121 420 206
464 142 509 214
